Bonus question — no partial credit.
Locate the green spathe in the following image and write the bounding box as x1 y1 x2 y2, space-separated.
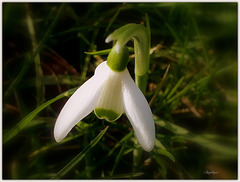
94 108 121 122
107 45 129 72
106 23 149 76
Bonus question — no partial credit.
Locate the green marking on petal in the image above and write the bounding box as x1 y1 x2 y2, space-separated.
94 108 122 122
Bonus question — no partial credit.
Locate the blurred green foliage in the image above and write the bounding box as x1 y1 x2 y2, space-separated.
3 2 237 179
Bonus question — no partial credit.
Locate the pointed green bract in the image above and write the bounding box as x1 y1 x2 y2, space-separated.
94 108 121 122
106 23 150 76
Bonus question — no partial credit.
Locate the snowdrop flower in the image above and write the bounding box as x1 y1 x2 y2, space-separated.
54 45 155 152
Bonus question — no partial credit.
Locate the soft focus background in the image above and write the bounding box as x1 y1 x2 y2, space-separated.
3 3 237 179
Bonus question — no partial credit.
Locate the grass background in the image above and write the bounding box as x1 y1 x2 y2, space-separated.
3 2 237 179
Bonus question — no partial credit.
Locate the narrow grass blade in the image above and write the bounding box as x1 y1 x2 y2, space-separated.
26 3 43 106
85 47 134 56
52 126 109 179
154 8 182 46
85 49 112 55
149 64 170 106
155 118 189 135
108 130 133 156
167 73 213 104
190 135 237 156
77 130 134 177
155 116 237 157
105 4 123 33
145 13 151 43
163 84 172 97
166 76 184 100
178 19 190 65
191 16 209 63
81 28 99 82
105 172 144 179
29 131 82 158
167 83 193 104
4 4 64 99
157 149 175 162
3 87 77 144
110 143 126 176
153 156 167 178
145 13 151 71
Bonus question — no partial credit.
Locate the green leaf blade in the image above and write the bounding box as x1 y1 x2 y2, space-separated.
3 87 77 144
53 126 109 179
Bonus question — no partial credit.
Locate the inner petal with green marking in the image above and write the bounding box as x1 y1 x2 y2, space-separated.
94 70 124 122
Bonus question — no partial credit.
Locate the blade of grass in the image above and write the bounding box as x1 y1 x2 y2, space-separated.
155 117 237 157
26 3 43 106
163 83 172 97
4 4 64 99
154 137 175 163
157 149 175 163
52 126 109 179
191 16 209 64
145 13 151 43
178 18 190 65
190 135 237 156
105 172 144 179
3 87 77 144
85 47 134 56
29 131 82 158
153 156 167 178
167 73 214 104
80 26 99 81
85 49 112 56
167 82 192 104
155 117 190 135
154 8 182 46
108 130 133 156
149 64 170 106
105 4 124 33
166 76 184 100
77 130 134 177
110 142 126 176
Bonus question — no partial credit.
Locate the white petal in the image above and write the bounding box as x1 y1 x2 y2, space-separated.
121 69 155 152
54 61 110 142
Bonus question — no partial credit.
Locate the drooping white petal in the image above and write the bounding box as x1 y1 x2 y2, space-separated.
54 61 110 142
121 69 155 152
